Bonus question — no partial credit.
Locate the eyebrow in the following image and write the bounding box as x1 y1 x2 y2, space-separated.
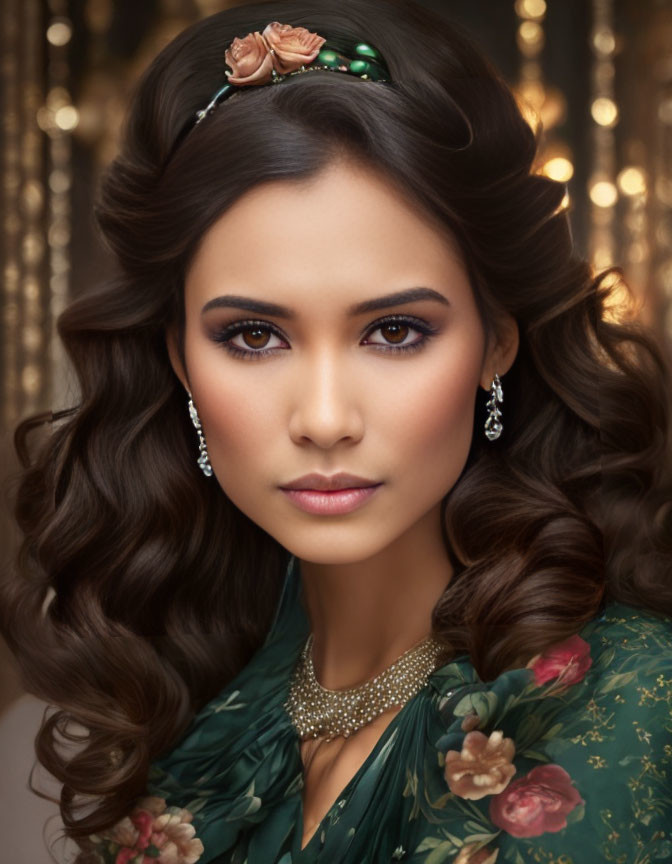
201 286 451 317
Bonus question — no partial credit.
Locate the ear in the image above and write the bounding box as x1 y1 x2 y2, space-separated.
480 311 519 390
165 323 190 395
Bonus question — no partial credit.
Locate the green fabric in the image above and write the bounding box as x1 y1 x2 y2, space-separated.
146 556 672 863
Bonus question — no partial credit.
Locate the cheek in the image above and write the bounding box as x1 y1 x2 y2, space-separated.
194 384 281 512
201 384 279 454
390 349 480 484
186 345 279 457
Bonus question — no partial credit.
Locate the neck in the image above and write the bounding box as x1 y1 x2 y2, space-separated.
297 502 453 690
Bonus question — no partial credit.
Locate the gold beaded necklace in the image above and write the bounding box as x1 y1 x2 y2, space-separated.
284 632 445 743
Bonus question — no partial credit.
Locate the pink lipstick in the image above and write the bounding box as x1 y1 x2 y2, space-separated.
280 484 382 514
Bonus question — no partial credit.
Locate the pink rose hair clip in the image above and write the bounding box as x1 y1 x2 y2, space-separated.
190 21 391 129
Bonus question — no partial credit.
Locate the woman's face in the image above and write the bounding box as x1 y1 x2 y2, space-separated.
167 156 518 564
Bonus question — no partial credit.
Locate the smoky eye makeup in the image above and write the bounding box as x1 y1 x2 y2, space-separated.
207 313 442 361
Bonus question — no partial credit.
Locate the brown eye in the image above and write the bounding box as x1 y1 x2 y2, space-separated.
241 326 272 349
211 319 287 360
363 316 433 352
380 322 409 344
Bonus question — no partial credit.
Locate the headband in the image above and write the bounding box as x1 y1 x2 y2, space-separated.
189 20 392 132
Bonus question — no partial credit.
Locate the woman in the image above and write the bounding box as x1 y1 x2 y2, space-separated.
2 0 671 861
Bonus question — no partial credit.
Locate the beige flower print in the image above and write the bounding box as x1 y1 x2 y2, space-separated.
455 843 499 864
444 729 516 800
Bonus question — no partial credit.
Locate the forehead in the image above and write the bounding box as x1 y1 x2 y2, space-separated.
185 156 470 308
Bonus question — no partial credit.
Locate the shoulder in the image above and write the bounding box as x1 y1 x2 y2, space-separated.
554 600 672 737
495 602 672 862
588 599 672 654
415 602 672 863
527 599 672 701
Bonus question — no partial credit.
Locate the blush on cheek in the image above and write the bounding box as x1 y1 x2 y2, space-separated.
195 378 261 437
410 373 479 477
412 361 479 436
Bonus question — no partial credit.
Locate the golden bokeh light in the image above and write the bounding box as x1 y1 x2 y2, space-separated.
46 20 72 47
617 167 647 197
591 97 619 127
517 21 545 56
54 105 79 131
542 156 574 183
589 180 618 208
592 27 616 56
514 0 547 20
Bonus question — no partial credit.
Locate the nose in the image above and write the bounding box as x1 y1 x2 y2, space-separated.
288 348 364 449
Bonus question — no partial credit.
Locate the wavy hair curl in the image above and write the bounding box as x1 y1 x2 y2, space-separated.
2 0 671 856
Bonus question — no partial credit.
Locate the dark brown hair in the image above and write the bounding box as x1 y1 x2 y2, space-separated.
2 0 671 857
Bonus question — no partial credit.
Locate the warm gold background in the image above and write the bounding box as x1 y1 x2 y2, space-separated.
0 1 671 856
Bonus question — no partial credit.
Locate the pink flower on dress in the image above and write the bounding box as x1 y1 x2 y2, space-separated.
526 634 592 687
489 763 584 837
224 22 326 85
89 795 204 864
444 729 517 800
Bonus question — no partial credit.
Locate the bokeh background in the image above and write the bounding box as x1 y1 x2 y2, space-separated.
1 0 671 860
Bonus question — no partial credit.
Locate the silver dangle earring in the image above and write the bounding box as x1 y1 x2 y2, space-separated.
187 392 213 476
484 373 503 441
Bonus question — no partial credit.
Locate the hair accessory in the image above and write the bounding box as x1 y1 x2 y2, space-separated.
284 631 444 742
187 393 213 477
191 21 391 130
484 373 503 441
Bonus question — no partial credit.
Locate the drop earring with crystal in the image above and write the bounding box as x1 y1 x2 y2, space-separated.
484 373 503 441
187 392 213 476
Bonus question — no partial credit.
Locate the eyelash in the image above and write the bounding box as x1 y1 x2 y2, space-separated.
210 314 439 361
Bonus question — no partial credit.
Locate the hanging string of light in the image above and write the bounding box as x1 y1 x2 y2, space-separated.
20 0 47 418
652 32 672 346
0 0 48 429
616 162 649 319
589 1 667 332
513 1 572 218
514 0 548 137
42 1 76 410
589 0 619 274
1 0 21 429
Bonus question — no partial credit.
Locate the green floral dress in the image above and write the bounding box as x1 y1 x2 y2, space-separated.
89 556 672 864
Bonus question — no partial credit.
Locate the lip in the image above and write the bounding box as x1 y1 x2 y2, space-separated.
281 484 383 515
279 471 379 491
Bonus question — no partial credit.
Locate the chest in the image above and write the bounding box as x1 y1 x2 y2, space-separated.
298 706 403 850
